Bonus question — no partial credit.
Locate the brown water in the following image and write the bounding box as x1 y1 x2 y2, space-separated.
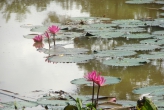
0 0 164 102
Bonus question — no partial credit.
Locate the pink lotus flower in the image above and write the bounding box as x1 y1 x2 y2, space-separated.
33 35 43 42
94 75 106 86
84 70 97 81
48 25 60 34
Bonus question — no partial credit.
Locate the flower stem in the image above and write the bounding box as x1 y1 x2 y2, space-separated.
96 85 100 108
53 34 55 46
92 81 94 106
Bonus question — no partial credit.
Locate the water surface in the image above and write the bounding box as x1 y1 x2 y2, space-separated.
0 0 164 102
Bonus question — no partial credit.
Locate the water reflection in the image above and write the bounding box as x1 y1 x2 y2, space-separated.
0 0 164 102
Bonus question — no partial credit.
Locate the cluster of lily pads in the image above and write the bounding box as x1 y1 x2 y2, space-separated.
1 1 164 109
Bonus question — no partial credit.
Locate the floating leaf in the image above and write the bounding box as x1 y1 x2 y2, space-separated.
115 27 146 33
38 47 89 55
84 27 115 33
47 54 94 63
152 31 164 35
70 17 110 22
20 24 41 28
132 85 164 95
89 23 118 28
125 33 154 39
139 51 164 60
112 19 142 24
70 76 121 86
115 100 136 107
103 58 150 66
115 44 160 51
23 34 39 39
140 38 164 45
55 32 83 39
94 50 137 57
86 31 124 38
160 13 164 17
155 1 164 4
30 26 49 32
125 0 153 4
150 88 164 96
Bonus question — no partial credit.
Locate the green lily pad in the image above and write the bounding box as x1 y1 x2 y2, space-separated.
23 34 39 39
140 38 164 45
112 19 142 24
103 58 150 66
155 1 164 4
150 88 164 96
114 44 160 51
70 17 110 22
85 27 115 33
89 23 118 28
70 76 121 86
116 100 136 107
38 47 89 55
94 50 137 57
0 101 38 110
55 32 84 39
160 13 164 16
115 27 146 33
20 24 41 28
125 0 153 4
132 85 164 95
153 35 164 39
86 31 124 38
30 26 49 32
143 21 161 27
47 54 94 63
139 51 164 60
118 24 139 28
152 31 164 35
125 33 154 39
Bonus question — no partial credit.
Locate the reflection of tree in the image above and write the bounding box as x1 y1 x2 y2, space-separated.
42 12 60 25
55 0 162 19
0 0 50 22
1 0 30 22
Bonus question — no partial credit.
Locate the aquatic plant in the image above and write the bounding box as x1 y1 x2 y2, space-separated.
33 35 43 42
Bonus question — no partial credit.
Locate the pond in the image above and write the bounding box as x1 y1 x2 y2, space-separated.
0 0 164 109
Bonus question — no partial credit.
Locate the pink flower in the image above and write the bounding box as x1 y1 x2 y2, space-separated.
94 75 106 86
33 35 43 42
48 25 60 34
84 70 97 81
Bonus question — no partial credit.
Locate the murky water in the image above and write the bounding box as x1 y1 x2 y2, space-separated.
0 0 164 103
